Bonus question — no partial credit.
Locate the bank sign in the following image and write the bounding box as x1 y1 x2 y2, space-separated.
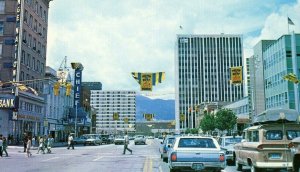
0 96 18 109
74 69 82 107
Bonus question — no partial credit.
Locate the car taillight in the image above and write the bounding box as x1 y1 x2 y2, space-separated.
219 154 225 162
257 145 263 150
171 152 177 161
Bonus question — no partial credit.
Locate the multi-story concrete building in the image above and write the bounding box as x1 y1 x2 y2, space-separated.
43 66 73 141
82 82 102 133
0 0 51 139
91 90 136 134
175 34 244 130
263 33 300 111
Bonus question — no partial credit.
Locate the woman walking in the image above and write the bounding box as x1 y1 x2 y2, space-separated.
26 136 32 157
2 137 8 157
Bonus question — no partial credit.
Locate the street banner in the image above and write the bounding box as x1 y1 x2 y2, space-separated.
141 73 153 91
144 113 154 121
124 117 129 124
230 66 243 84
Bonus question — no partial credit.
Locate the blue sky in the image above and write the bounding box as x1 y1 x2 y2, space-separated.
46 0 300 99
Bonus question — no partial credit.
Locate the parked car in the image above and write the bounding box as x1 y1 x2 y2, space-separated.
234 109 300 172
218 136 242 165
289 137 300 172
100 134 113 144
168 136 226 172
148 136 154 139
114 136 125 145
134 135 146 145
73 135 87 145
83 134 102 146
159 136 176 162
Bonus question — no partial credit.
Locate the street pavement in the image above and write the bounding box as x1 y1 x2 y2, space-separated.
0 139 289 172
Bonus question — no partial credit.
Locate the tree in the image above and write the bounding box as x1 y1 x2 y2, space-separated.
215 109 237 134
199 112 216 134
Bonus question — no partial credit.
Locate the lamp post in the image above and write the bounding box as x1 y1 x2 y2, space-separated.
75 103 78 137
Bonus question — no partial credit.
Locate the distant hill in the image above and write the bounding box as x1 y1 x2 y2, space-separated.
136 95 175 121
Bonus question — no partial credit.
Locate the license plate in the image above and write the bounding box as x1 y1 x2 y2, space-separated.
268 153 281 159
192 163 204 170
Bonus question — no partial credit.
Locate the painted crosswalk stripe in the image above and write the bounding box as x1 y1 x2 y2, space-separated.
42 157 59 162
92 157 103 161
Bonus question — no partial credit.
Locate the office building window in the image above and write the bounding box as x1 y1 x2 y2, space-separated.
0 1 4 14
0 21 3 35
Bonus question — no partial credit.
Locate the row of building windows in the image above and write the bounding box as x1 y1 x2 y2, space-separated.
22 29 46 57
25 0 48 22
20 100 43 113
265 92 288 109
20 50 44 75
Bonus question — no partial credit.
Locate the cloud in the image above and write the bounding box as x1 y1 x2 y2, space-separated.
46 0 299 100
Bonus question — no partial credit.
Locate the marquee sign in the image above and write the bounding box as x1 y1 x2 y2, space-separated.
0 96 18 109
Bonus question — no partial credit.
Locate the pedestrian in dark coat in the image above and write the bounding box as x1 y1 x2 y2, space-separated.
2 137 8 157
23 135 28 152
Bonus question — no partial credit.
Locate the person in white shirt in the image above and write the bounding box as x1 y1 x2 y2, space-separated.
123 132 132 155
67 134 74 150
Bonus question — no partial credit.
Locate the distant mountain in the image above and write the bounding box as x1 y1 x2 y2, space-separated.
136 95 175 121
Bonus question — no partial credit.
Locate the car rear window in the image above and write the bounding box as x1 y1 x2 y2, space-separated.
287 130 300 140
178 138 216 148
266 130 283 140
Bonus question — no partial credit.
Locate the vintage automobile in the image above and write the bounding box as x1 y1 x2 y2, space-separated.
134 135 146 145
114 136 125 145
218 136 242 165
289 137 300 172
234 108 300 172
159 136 176 162
73 135 87 145
168 136 226 172
83 134 102 146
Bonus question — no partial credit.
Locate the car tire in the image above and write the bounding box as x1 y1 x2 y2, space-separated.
163 157 168 163
170 169 180 172
250 164 262 172
236 160 242 171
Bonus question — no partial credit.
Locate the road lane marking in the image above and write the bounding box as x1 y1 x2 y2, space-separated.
143 157 149 172
42 157 59 162
92 156 103 161
143 156 153 172
159 165 163 172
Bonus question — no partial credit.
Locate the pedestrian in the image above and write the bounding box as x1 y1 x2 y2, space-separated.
67 134 74 150
23 134 28 152
0 135 3 157
37 136 45 154
123 132 132 155
2 137 8 157
47 135 54 153
32 136 36 148
26 136 32 157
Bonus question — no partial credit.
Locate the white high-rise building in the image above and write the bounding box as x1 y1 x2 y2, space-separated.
90 90 136 134
175 34 244 130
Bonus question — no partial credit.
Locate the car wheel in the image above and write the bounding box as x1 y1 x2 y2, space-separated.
250 164 262 172
163 157 168 163
170 169 180 172
236 160 242 171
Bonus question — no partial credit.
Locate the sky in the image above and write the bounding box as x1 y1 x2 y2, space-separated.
46 0 300 100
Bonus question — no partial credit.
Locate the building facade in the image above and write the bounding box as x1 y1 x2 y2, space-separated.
43 66 73 142
0 0 51 139
263 34 300 111
91 90 136 134
175 34 244 130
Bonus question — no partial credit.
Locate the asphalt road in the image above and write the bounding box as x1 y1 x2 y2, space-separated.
0 139 289 172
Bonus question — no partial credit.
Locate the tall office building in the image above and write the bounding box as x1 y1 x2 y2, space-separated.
263 33 300 112
175 34 244 130
0 0 52 138
91 90 136 134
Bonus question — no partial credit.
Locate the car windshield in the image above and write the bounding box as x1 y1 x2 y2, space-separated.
86 135 95 139
266 130 283 140
167 138 175 145
178 138 216 148
287 130 300 140
224 137 242 146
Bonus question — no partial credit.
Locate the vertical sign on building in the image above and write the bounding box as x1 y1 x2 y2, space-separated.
71 63 84 107
230 66 243 84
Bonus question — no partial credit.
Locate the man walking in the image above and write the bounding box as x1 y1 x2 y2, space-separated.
67 134 74 150
2 137 8 157
23 134 28 152
0 135 3 157
123 132 132 155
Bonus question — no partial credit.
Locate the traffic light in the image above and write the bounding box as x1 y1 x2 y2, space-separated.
113 113 119 121
66 83 72 96
53 82 60 96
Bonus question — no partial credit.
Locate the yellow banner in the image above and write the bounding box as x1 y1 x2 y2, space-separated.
231 66 243 84
180 114 185 122
124 117 129 124
113 113 119 121
144 114 153 121
141 73 152 91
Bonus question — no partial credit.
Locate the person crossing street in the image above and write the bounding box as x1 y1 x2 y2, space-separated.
67 134 74 150
123 132 132 155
